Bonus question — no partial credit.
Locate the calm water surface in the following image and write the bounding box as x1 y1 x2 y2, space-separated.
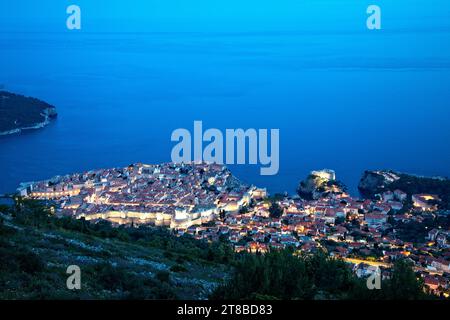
1 31 450 195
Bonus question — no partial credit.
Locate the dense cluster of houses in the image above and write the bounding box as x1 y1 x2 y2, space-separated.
18 162 255 229
18 164 449 297
175 182 449 297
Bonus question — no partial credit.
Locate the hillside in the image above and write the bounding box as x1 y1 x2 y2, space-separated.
0 200 231 299
0 91 57 135
0 199 433 300
358 170 450 209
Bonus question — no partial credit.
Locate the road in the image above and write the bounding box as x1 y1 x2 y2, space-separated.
344 258 391 268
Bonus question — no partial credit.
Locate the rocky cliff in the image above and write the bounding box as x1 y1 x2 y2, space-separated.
358 170 450 209
358 170 401 197
297 170 347 200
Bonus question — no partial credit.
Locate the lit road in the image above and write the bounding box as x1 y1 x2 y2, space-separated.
344 258 391 268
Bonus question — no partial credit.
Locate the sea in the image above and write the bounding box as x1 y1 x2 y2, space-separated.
1 30 450 196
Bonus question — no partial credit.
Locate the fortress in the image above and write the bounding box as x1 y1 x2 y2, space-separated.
311 169 336 181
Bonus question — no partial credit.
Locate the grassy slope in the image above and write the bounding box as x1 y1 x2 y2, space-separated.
0 217 229 300
0 199 434 300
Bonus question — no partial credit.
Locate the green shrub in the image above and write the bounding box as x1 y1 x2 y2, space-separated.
170 264 188 273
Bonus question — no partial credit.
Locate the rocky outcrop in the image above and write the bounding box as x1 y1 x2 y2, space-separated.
358 170 401 197
358 170 450 209
297 169 347 200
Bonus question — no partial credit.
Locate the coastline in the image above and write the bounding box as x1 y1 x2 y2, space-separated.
0 113 52 137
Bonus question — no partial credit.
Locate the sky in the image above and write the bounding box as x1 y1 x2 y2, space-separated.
0 0 450 33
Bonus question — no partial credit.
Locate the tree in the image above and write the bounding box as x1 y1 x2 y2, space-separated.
239 206 249 214
269 203 283 219
211 250 363 300
211 250 314 300
384 259 426 300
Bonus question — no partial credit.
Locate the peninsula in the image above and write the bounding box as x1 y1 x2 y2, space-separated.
0 91 57 136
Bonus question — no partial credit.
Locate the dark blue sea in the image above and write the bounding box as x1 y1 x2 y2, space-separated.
1 30 450 195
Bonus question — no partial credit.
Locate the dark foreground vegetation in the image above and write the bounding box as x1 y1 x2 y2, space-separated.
0 199 230 299
0 199 433 300
211 249 429 300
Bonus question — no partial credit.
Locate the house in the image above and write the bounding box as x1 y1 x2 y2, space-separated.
387 201 403 211
247 242 268 254
251 188 267 199
333 246 349 257
323 208 337 224
280 235 299 247
436 234 447 247
428 229 440 241
336 210 346 218
384 251 403 261
344 206 360 216
186 225 198 235
229 234 240 243
424 276 440 293
219 226 230 234
372 203 391 214
365 213 387 228
394 189 407 202
348 242 365 250
431 258 450 273
382 191 394 202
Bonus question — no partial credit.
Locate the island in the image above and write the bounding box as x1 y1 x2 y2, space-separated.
0 91 57 136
